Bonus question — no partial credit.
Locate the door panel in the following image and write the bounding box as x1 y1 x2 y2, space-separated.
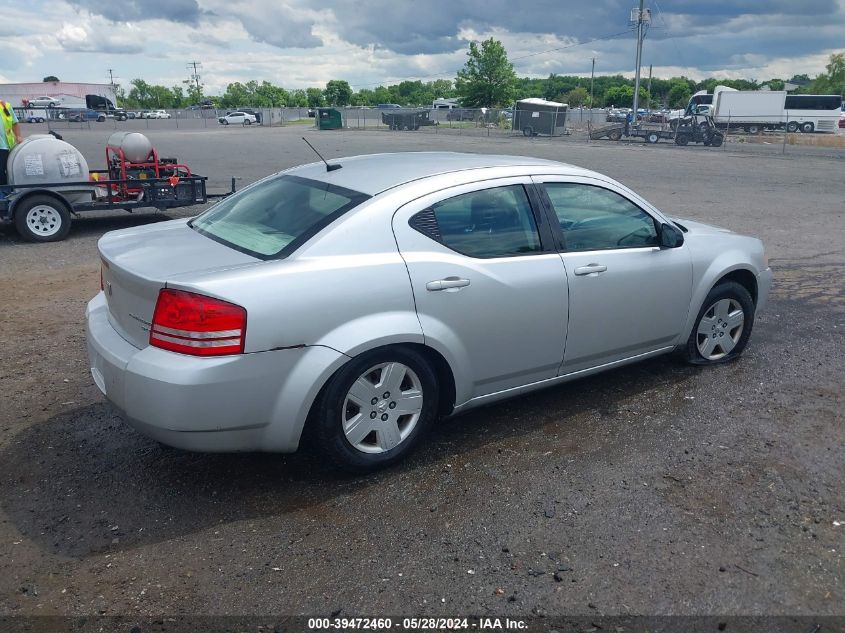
533 176 693 373
392 178 569 402
560 247 691 372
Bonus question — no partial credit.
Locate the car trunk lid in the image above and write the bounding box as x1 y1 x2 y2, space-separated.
98 219 258 349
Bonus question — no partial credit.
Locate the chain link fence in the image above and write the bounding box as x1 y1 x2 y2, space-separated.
23 105 844 158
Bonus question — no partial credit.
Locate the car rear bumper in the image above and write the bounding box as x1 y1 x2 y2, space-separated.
86 293 347 452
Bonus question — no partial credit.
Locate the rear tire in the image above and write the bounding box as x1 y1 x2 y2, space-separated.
646 132 660 144
14 195 72 242
710 133 724 147
682 282 754 365
786 121 799 133
522 126 533 137
314 347 439 473
800 122 814 133
745 124 761 134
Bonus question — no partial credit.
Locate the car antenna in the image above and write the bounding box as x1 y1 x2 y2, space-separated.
302 137 341 172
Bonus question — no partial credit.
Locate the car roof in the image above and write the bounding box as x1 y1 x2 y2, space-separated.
285 152 593 196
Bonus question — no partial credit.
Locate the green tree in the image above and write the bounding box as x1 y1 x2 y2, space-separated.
43 75 59 82
810 52 845 96
666 81 692 108
171 85 186 108
324 79 353 106
289 89 308 107
561 86 589 107
455 38 516 107
428 79 454 99
306 87 325 107
185 83 204 105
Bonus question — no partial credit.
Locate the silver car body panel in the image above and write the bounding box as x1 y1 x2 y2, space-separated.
86 152 772 452
391 175 568 402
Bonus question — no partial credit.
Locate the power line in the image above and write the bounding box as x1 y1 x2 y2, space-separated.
348 28 636 89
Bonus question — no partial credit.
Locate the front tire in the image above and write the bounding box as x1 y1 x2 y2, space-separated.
14 195 72 242
786 121 799 133
800 122 814 133
682 282 754 365
675 133 689 146
314 347 439 472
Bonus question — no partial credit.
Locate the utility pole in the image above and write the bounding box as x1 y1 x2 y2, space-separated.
590 57 595 109
107 69 119 105
630 1 650 118
646 64 653 110
187 61 202 91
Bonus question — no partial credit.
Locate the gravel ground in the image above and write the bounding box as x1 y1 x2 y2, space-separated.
0 126 843 624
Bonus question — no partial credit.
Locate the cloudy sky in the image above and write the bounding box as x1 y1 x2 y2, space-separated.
1 0 844 93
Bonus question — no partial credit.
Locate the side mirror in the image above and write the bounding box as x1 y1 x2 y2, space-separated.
659 223 684 248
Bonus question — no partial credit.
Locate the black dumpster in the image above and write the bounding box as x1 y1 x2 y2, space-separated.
512 98 568 136
381 109 436 131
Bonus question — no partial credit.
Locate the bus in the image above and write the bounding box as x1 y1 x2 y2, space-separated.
782 94 842 132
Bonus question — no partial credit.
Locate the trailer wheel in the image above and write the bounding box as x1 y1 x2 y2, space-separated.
522 126 533 137
646 132 660 144
786 121 799 133
14 195 72 243
800 122 814 133
675 134 689 146
608 129 622 141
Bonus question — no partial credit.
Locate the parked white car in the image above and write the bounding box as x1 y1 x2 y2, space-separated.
218 111 257 125
149 110 171 119
27 96 62 108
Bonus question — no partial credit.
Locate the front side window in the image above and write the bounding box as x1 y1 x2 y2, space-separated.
416 185 542 258
191 174 369 258
544 183 658 251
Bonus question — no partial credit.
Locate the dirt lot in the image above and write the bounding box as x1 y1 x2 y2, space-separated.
0 126 843 625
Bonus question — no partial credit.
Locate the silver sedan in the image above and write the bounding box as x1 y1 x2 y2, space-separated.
86 152 772 471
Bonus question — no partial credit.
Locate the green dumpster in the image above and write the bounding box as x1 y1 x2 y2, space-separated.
316 108 343 130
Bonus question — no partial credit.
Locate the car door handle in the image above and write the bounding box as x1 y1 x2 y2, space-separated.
426 277 471 291
573 263 608 276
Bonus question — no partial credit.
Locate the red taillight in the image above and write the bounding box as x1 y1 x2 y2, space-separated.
149 289 247 356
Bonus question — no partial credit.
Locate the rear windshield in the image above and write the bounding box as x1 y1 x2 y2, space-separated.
190 174 369 259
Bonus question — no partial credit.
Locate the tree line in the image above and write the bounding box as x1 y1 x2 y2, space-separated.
115 41 844 111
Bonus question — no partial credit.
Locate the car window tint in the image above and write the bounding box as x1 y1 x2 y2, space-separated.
544 183 658 251
191 175 369 258
426 185 541 258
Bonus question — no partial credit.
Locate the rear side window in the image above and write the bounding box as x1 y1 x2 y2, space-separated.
191 174 369 259
412 185 542 258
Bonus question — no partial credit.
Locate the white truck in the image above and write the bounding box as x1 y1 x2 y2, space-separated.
704 86 841 133
710 87 784 133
